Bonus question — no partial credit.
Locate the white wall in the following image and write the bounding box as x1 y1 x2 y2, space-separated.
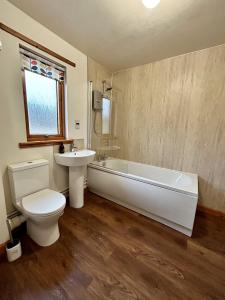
0 0 88 217
0 174 9 245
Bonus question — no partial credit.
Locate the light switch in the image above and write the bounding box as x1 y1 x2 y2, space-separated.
75 120 80 129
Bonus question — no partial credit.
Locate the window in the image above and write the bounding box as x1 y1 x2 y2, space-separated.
102 97 111 135
21 47 65 142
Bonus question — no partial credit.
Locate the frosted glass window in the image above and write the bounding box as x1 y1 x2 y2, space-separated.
102 97 111 134
24 70 59 135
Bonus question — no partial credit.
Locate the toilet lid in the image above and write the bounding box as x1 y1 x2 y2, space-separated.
22 189 66 216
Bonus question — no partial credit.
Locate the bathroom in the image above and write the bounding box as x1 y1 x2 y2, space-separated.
0 0 225 299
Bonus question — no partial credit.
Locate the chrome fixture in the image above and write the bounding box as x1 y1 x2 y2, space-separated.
71 143 78 152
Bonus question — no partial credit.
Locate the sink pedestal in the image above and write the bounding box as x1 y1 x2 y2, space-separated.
54 150 96 208
69 166 85 208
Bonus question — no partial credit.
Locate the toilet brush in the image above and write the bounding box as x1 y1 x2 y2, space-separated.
5 219 22 262
6 219 14 244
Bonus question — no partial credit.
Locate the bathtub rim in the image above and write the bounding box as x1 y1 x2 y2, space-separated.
88 159 198 198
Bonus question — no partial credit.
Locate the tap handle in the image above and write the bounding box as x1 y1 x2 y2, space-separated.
70 143 78 152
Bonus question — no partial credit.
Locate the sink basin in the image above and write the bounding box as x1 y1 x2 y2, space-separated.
54 150 96 167
54 150 96 209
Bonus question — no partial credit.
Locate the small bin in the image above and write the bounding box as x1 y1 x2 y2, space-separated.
6 239 22 262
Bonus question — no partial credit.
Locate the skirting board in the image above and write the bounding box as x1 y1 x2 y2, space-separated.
197 205 225 218
0 242 6 257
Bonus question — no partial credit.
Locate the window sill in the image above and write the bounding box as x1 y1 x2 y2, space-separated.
19 139 73 148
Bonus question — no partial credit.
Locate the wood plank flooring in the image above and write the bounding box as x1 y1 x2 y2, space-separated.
0 191 225 300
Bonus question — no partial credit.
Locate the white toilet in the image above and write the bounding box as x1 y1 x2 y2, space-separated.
8 159 66 247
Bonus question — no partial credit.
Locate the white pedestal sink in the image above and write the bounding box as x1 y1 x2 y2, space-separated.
54 150 96 208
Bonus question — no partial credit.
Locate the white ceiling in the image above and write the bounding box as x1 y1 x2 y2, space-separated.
8 0 225 71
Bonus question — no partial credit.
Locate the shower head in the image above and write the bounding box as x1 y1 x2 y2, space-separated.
102 80 112 94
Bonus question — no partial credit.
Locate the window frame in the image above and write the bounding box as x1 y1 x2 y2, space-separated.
21 69 66 142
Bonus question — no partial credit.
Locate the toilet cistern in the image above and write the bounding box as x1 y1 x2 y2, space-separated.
54 150 96 208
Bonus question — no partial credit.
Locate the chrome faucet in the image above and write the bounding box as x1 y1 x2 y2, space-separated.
71 143 78 152
97 152 107 162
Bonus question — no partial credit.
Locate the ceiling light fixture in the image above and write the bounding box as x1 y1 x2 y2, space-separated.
142 0 160 9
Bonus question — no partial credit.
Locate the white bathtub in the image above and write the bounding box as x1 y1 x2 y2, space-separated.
87 158 198 236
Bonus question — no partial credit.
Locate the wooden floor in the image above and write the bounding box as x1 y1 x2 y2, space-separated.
1 191 225 300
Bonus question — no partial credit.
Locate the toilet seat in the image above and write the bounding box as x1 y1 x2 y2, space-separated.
22 189 66 217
